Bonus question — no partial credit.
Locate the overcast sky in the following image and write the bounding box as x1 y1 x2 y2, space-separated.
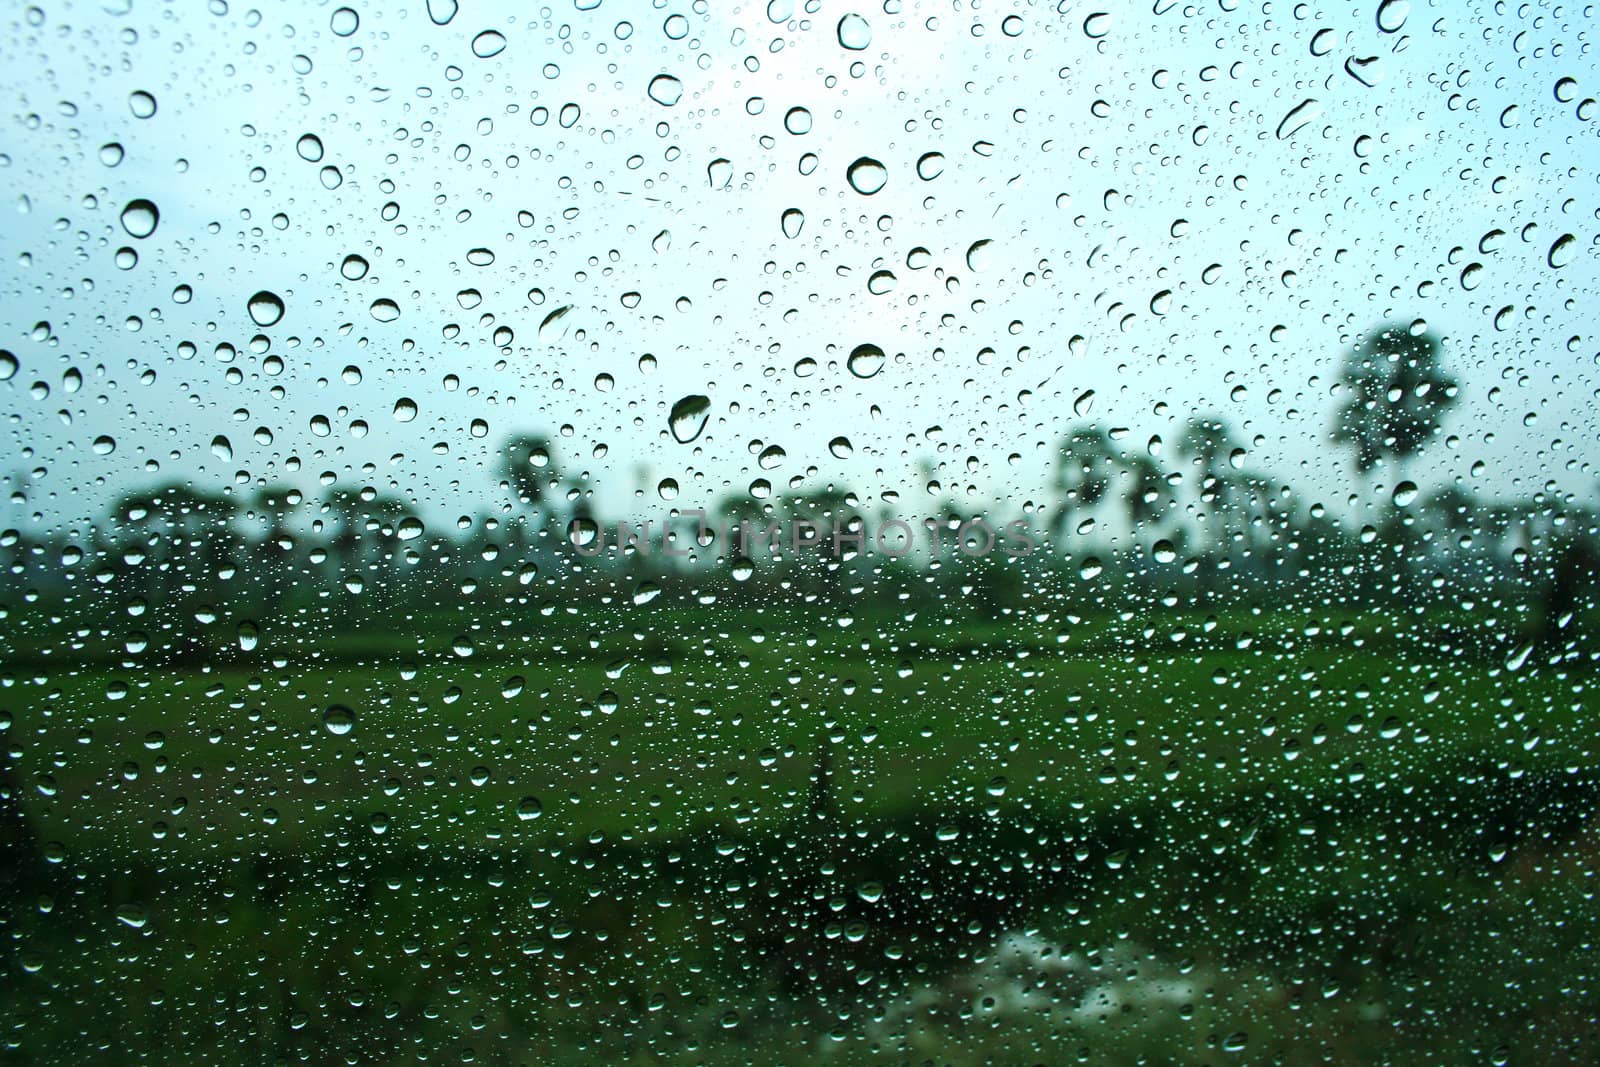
2 0 1596 534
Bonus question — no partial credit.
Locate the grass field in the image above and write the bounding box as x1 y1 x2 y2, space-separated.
2 602 1597 1063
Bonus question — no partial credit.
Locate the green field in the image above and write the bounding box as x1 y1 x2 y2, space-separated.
2 604 1597 1063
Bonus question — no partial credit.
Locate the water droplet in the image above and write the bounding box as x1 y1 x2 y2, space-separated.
370 299 400 322
323 705 355 735
847 343 886 379
340 254 369 280
707 158 733 188
1073 389 1096 416
471 29 506 58
329 6 359 37
647 74 684 106
1376 0 1409 33
669 394 711 443
128 90 157 118
965 239 993 272
210 435 232 461
516 797 543 820
780 208 804 238
783 106 812 135
1392 481 1418 507
539 305 574 343
396 516 425 541
829 436 853 458
846 157 887 195
247 290 285 327
99 142 124 166
1083 12 1111 38
426 0 458 25
1276 99 1322 140
1549 233 1576 269
393 397 417 422
867 270 896 294
0 351 17 380
296 133 324 162
837 13 871 49
915 151 945 180
92 435 115 455
120 199 159 239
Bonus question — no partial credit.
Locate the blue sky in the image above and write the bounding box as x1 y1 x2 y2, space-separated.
1 0 1596 533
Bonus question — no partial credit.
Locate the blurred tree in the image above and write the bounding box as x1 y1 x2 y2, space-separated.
500 434 556 514
1177 415 1243 558
1331 322 1458 476
1052 425 1115 543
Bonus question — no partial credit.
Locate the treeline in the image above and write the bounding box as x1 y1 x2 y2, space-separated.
0 323 1596 655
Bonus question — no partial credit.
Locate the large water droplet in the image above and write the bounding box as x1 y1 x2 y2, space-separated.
329 6 359 36
393 397 418 422
471 30 506 57
296 133 324 162
648 74 684 106
323 705 355 735
247 290 285 327
847 343 886 379
781 208 804 239
369 299 400 322
1376 0 1409 33
539 305 574 343
837 13 871 49
120 199 159 239
669 395 711 443
846 157 887 195
1549 233 1576 269
965 240 993 272
1276 99 1322 140
426 0 458 25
